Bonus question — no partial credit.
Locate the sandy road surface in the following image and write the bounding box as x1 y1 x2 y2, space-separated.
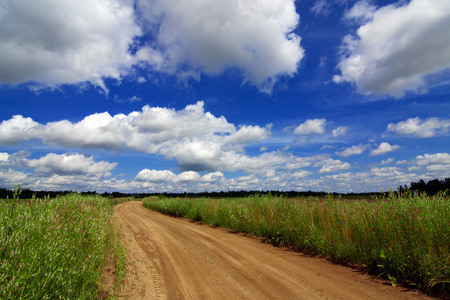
113 201 432 300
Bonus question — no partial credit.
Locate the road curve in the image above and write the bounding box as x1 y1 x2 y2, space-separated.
114 201 432 300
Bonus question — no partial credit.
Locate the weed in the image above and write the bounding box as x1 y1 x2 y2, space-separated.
0 193 123 299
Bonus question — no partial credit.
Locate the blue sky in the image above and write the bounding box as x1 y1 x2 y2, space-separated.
0 0 449 193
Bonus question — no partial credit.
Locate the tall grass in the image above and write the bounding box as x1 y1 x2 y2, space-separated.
0 192 125 299
144 191 450 296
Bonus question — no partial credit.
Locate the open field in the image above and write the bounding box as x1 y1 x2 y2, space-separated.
143 191 450 296
1 189 447 298
0 192 125 299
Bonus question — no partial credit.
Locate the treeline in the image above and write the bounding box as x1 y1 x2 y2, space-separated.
1 177 448 200
102 190 337 199
405 177 450 195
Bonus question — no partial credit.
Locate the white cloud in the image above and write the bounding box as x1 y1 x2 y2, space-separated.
43 113 128 150
0 115 41 145
370 142 400 156
284 161 311 170
310 0 331 16
135 169 176 183
332 126 348 138
0 102 296 175
160 139 226 172
25 153 116 177
380 158 394 165
334 0 450 97
0 152 9 162
320 167 421 192
137 0 304 93
1 147 439 194
337 144 369 157
0 101 235 152
415 153 450 166
292 170 312 178
134 169 202 184
370 166 410 179
0 151 120 191
0 0 142 92
396 160 410 165
0 169 29 187
0 0 302 93
293 119 327 135
177 171 201 183
223 125 271 144
343 0 377 22
201 172 225 183
387 117 450 138
315 158 351 173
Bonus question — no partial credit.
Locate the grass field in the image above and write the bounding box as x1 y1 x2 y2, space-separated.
0 190 125 299
144 191 450 296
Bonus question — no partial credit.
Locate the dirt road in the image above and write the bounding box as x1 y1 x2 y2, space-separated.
113 201 432 299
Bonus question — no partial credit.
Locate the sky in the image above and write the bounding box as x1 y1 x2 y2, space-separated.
0 0 449 193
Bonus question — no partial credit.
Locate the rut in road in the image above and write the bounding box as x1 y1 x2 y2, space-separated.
113 201 432 300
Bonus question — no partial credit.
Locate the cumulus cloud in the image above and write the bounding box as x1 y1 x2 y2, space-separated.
0 101 232 151
0 151 116 178
414 153 450 176
292 170 312 178
0 102 276 174
315 158 351 173
135 169 201 183
337 144 369 157
293 119 327 135
201 172 225 183
415 153 450 166
0 115 42 145
0 0 142 92
0 151 120 191
380 158 394 165
223 125 271 144
387 117 450 138
0 152 8 162
343 0 376 22
370 166 411 179
134 169 227 192
0 147 436 194
137 0 304 93
0 169 29 187
334 0 450 97
0 0 303 93
26 153 117 177
135 169 176 183
370 142 400 156
332 126 349 138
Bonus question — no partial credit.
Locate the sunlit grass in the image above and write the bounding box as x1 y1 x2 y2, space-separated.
0 192 124 299
144 191 450 296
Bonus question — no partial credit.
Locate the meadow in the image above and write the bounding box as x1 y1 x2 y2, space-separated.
143 191 450 296
0 188 125 299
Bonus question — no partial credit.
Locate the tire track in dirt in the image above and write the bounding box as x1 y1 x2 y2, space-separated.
114 201 433 300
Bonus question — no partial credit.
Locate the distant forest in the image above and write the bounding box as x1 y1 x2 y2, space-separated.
1 177 449 200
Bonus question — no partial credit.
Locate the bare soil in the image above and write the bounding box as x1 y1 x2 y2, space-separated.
111 201 433 299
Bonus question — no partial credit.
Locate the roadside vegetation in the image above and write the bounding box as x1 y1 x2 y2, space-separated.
0 187 126 299
144 190 450 296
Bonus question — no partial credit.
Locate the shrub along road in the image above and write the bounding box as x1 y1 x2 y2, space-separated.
113 201 432 299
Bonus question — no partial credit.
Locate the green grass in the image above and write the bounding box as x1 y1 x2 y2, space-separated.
0 192 125 299
143 191 450 296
